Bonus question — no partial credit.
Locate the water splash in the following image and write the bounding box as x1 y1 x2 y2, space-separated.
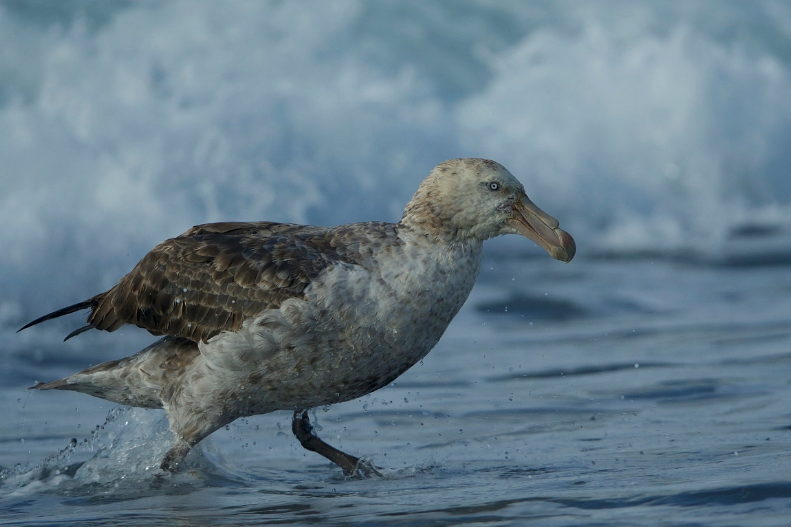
0 406 225 499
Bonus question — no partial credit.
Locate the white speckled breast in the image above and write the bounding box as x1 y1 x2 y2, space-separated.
303 229 484 404
189 227 483 419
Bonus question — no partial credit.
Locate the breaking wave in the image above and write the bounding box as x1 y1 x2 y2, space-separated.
1 0 790 324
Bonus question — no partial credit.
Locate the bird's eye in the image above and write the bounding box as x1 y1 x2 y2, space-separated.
488 182 500 191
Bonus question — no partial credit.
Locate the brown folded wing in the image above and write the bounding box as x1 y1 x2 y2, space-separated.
22 221 376 343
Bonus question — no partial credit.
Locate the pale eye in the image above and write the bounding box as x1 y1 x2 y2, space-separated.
488 182 500 191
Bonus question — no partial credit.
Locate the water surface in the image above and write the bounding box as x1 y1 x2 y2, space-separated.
3 255 791 526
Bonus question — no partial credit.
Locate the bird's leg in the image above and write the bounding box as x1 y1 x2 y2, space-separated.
291 409 381 477
160 439 191 472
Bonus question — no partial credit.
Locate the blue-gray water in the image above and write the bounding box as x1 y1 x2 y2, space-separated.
3 255 791 526
2 1 791 525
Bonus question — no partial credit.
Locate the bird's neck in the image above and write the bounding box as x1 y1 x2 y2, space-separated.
399 205 492 244
395 223 485 262
397 220 470 245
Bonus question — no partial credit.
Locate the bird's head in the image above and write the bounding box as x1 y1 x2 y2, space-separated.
401 158 575 262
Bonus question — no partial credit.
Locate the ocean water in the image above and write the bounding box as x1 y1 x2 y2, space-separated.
2 1 791 525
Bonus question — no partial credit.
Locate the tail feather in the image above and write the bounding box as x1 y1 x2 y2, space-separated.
30 379 70 390
17 297 100 334
64 324 94 341
29 356 126 394
25 337 198 409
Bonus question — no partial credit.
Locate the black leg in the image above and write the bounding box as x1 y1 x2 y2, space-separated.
291 410 380 477
160 440 191 472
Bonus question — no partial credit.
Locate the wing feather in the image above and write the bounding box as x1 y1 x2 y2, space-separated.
20 221 395 342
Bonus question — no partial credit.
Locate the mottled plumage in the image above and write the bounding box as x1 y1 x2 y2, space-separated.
21 158 575 475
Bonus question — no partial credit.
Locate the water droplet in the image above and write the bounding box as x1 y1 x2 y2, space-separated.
403 397 409 403
322 405 330 412
634 363 640 368
182 288 187 293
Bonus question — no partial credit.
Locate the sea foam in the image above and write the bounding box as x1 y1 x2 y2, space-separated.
1 1 790 323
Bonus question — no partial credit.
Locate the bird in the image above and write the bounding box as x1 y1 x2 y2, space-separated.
19 158 575 476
